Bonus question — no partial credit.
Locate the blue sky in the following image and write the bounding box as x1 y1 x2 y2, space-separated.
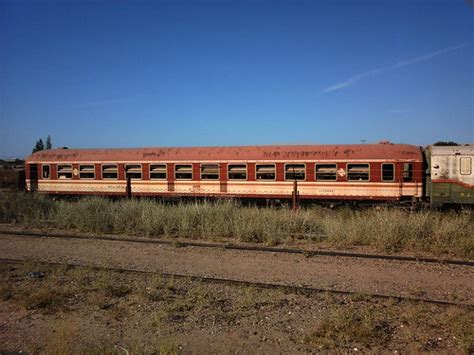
0 0 473 158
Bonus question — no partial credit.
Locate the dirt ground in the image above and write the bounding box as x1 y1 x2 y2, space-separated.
0 228 473 354
0 262 473 354
0 232 472 305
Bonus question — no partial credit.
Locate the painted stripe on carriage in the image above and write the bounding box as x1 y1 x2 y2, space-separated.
27 158 422 164
431 179 474 189
36 180 421 187
33 182 422 197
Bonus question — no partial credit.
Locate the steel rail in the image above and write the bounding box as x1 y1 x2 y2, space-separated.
0 228 473 267
0 257 472 309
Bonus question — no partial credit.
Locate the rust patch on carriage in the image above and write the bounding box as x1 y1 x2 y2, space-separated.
26 143 423 163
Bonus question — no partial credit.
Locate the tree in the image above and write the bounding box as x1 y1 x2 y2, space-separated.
433 141 459 146
32 139 44 153
45 135 52 149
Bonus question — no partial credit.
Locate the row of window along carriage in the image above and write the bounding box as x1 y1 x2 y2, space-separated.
25 144 474 205
26 144 427 201
38 162 414 183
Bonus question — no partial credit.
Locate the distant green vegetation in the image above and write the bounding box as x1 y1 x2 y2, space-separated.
433 141 459 146
0 192 472 258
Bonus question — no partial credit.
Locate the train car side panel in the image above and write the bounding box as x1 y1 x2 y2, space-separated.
428 145 474 206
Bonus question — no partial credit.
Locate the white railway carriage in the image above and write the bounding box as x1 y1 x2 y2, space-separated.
426 145 474 206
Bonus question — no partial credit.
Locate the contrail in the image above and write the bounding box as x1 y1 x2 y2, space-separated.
322 42 472 93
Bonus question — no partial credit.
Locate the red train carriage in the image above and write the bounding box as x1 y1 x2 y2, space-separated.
25 143 423 202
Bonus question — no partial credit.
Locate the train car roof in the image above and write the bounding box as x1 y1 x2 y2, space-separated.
26 143 422 162
428 144 473 156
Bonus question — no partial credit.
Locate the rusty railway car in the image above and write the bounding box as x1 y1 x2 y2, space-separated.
24 142 424 203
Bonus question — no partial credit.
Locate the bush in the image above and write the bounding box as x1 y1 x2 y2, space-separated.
0 191 55 223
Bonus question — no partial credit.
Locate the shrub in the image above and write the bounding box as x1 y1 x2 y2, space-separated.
0 191 55 223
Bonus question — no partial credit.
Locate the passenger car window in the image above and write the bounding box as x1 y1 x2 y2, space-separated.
42 165 50 179
403 163 413 182
79 165 95 179
125 164 142 180
228 164 247 180
347 164 369 181
381 164 394 181
57 164 72 179
175 164 192 180
102 164 118 179
316 164 337 181
256 164 275 180
285 164 305 181
201 164 219 180
460 157 472 175
150 164 167 180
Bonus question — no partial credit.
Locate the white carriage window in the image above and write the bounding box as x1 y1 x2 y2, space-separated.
403 163 413 182
201 164 219 180
347 164 369 181
381 164 394 181
228 164 247 180
125 164 142 180
150 164 167 180
175 164 193 180
102 164 118 179
57 164 72 179
285 164 305 181
42 165 50 179
79 165 95 179
316 164 337 181
460 157 472 175
256 164 275 180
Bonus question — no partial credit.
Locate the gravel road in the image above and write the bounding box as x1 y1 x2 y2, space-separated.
0 232 472 304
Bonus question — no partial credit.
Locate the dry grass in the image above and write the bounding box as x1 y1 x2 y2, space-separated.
1 191 472 258
305 300 474 353
22 288 66 311
305 303 394 350
0 191 56 223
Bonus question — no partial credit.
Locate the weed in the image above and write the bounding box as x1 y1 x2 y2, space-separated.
106 283 131 298
166 276 176 292
22 288 65 311
305 303 394 350
158 339 180 355
110 303 128 320
0 283 13 301
0 191 55 224
444 307 474 353
142 274 172 302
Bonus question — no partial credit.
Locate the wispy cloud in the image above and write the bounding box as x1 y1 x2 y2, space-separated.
322 42 472 93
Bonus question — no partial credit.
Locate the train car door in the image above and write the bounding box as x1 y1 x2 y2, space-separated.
400 162 414 196
28 164 38 192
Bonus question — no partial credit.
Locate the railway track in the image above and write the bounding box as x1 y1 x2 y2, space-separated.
0 228 473 267
1 257 472 309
